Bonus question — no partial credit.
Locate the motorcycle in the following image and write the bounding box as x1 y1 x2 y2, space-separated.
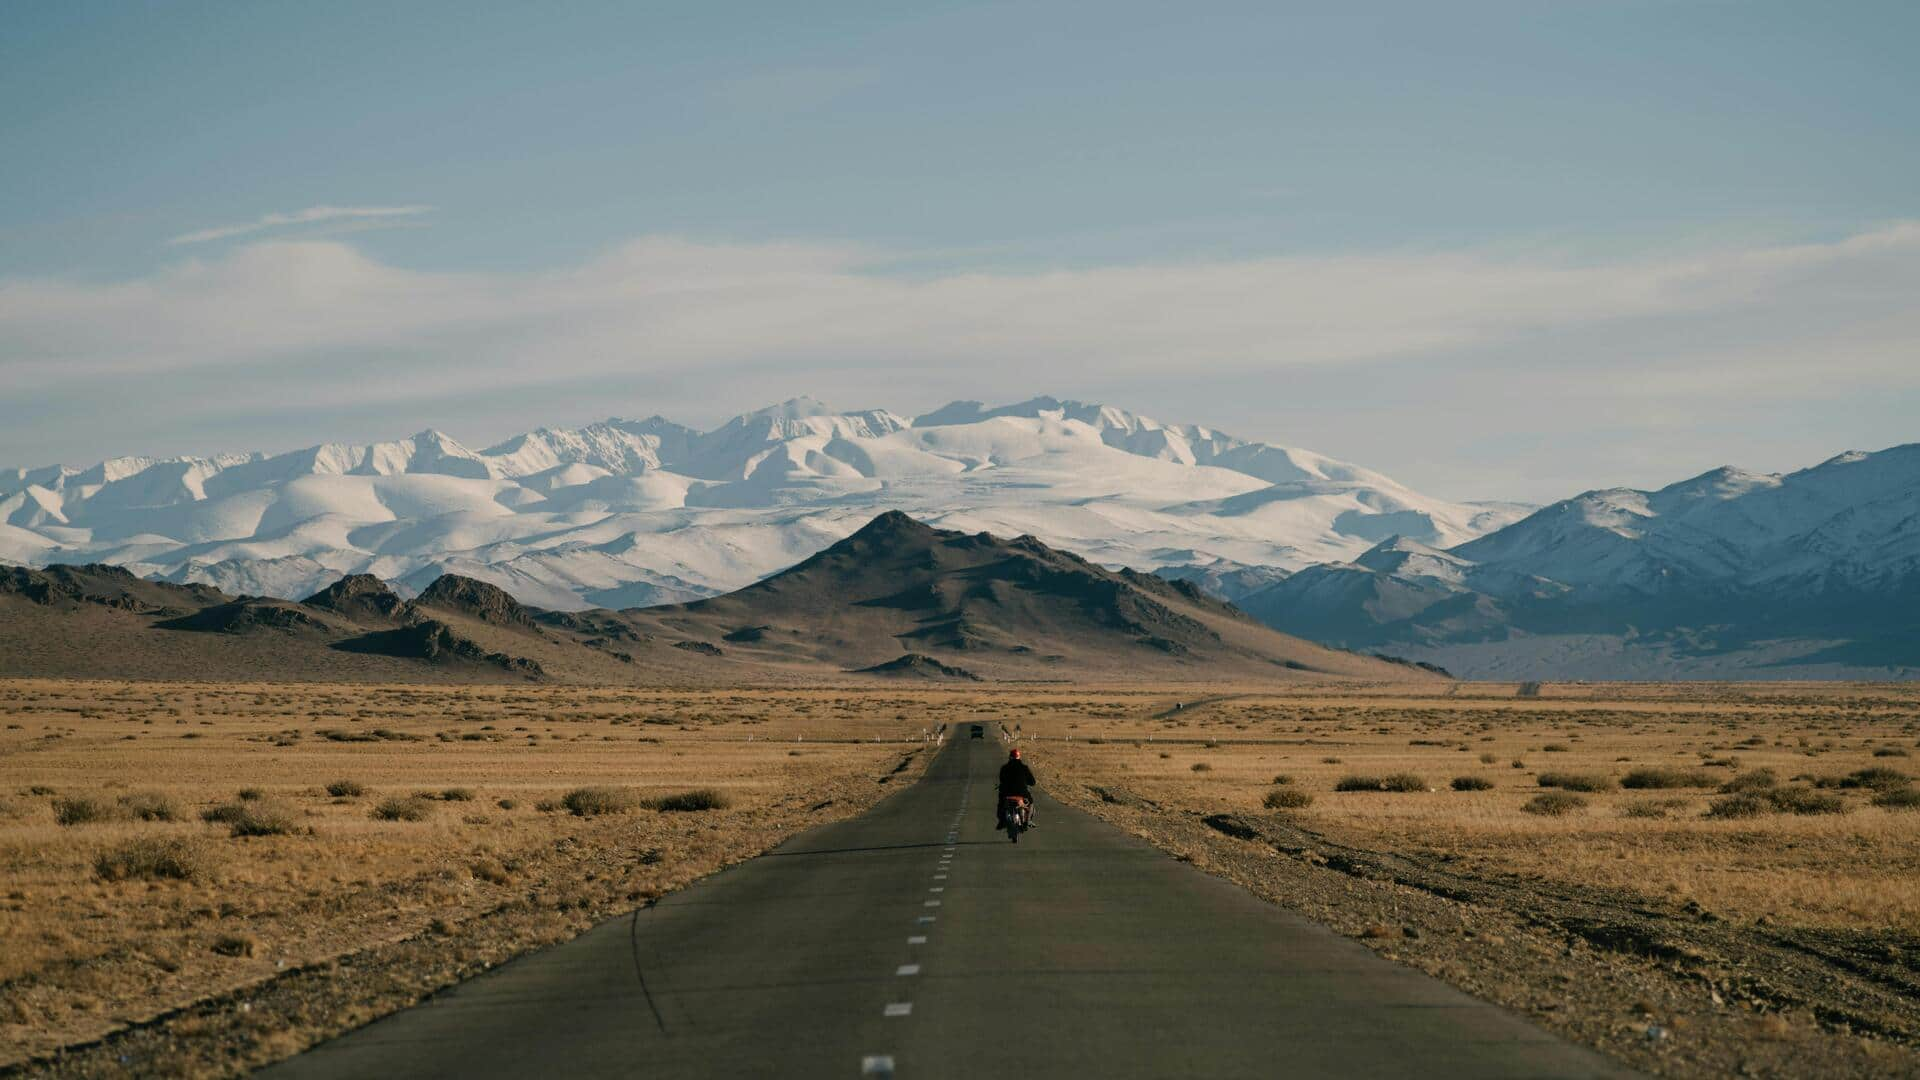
999 794 1031 843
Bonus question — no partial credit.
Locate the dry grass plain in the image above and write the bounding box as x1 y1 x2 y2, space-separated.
1014 682 1920 1077
4 678 1918 1077
0 679 941 1074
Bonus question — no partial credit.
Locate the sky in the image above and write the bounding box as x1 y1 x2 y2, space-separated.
1 0 1915 502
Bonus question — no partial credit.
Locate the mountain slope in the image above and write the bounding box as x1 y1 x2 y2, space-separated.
0 397 1525 609
608 512 1426 680
0 514 1428 685
1240 445 1920 680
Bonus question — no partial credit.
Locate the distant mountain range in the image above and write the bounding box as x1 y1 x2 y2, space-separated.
0 396 1524 609
1232 446 1920 680
2 398 1913 680
0 514 1423 685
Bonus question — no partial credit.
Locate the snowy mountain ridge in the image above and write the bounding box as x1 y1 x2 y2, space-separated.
0 396 1525 611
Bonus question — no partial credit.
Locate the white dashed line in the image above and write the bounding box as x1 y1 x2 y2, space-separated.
884 1003 913 1017
934 874 948 880
896 963 921 976
908 935 927 944
929 886 944 893
861 1054 896 1077
924 899 942 907
917 915 936 923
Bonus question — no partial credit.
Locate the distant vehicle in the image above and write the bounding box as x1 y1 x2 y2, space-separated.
970 724 985 738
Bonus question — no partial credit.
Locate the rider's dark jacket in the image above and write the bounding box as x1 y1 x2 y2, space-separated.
998 759 1036 798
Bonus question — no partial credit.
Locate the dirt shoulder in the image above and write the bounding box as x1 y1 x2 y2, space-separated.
1049 775 1920 1078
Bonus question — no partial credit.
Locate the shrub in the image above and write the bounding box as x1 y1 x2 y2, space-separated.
1451 776 1494 791
1536 772 1614 793
1264 788 1313 809
236 788 264 801
1621 768 1718 790
1831 767 1909 791
497 798 520 810
211 934 257 958
1270 774 1294 785
1764 786 1848 815
561 786 641 816
469 857 512 884
438 788 476 802
325 779 366 798
1189 763 1213 773
53 796 111 825
1870 787 1920 810
1543 743 1570 753
651 788 733 813
1478 752 1498 765
1873 747 1910 758
1705 793 1770 819
1522 792 1586 816
210 800 297 836
28 784 56 796
1335 774 1424 793
371 796 434 822
118 792 180 821
1719 769 1779 793
95 837 203 881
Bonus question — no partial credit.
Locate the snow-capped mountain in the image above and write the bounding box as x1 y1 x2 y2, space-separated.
0 396 1526 611
1240 445 1920 679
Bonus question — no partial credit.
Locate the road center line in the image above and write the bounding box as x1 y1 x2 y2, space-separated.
896 964 921 976
883 1003 912 1017
908 935 927 944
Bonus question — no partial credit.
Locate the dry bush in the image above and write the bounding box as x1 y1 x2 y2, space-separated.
117 791 180 821
1706 793 1771 819
1522 791 1587 816
1332 773 1408 793
1536 771 1613 792
561 786 641 816
1871 787 1920 810
1270 774 1294 785
235 788 264 801
1264 787 1313 809
1763 787 1848 816
1873 747 1910 758
651 788 733 812
1824 767 1908 791
370 796 435 822
1451 776 1494 791
211 934 257 958
325 779 366 798
1190 763 1213 773
1620 767 1718 789
496 798 519 810
468 857 512 884
206 799 297 837
95 837 204 881
1720 769 1779 793
53 795 112 826
439 787 476 801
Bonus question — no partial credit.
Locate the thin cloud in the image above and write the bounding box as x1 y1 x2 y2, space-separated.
167 205 434 246
1 224 1914 498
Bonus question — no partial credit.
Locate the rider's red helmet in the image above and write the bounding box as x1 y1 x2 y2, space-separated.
1009 748 1021 759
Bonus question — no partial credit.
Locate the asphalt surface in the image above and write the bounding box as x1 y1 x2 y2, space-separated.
262 731 1635 1079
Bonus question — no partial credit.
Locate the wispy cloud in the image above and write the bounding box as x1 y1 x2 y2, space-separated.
3 224 1915 498
167 205 434 246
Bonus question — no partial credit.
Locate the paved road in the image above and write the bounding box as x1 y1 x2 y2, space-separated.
263 732 1634 1079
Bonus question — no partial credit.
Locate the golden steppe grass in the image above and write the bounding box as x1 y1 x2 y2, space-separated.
0 678 950 1066
5 677 1917 1070
1017 683 1920 932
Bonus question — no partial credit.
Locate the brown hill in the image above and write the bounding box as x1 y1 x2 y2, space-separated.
0 513 1435 685
303 574 414 624
611 512 1428 681
415 575 538 630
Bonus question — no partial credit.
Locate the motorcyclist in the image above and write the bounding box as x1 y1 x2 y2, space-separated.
997 748 1037 830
